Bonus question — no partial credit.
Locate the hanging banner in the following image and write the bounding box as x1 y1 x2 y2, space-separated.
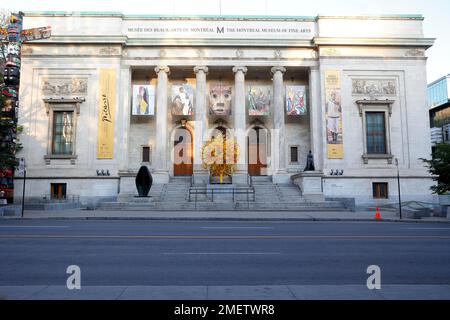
132 85 155 115
171 84 194 116
286 85 308 115
247 85 272 116
324 70 343 159
97 68 116 159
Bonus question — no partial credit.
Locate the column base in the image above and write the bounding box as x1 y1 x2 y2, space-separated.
232 171 249 185
152 170 170 184
272 171 292 184
193 170 209 185
291 171 325 201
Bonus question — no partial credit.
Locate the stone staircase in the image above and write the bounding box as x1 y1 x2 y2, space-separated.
98 175 349 211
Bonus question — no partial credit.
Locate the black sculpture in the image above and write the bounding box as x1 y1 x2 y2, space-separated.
135 166 152 197
304 150 315 171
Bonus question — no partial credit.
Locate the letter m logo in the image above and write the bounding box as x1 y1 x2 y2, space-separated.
217 27 224 34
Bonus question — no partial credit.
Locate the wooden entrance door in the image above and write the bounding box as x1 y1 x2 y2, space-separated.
247 126 268 176
173 127 193 176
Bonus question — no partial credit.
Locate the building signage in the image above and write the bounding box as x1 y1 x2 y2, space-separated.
125 20 315 40
97 68 116 159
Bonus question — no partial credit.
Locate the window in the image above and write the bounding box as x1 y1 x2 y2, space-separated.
444 124 450 143
356 100 394 164
142 146 151 163
373 182 388 199
51 183 67 200
44 98 84 164
52 111 74 155
290 146 299 163
366 112 386 154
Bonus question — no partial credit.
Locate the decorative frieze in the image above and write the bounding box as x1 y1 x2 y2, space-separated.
41 78 88 96
322 48 341 56
404 48 425 57
99 46 120 55
352 79 396 96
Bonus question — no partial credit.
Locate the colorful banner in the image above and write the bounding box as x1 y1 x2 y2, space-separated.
171 84 194 116
132 85 155 115
97 68 116 159
247 85 271 116
286 85 308 115
324 70 343 159
208 83 232 116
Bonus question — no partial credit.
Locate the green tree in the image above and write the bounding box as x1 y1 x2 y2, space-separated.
421 143 450 194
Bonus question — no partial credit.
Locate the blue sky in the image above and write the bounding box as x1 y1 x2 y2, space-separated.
4 0 450 82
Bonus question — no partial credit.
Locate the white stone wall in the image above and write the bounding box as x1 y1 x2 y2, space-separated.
323 177 436 207
13 13 435 205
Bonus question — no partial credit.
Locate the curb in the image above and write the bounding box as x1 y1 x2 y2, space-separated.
1 216 450 223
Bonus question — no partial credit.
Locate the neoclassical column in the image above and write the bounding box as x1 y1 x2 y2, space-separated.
118 66 132 172
232 66 248 184
193 66 209 185
154 65 170 183
271 66 289 183
309 66 323 171
116 66 133 200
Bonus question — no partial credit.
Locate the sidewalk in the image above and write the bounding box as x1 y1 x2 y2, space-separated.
1 208 449 223
1 284 450 300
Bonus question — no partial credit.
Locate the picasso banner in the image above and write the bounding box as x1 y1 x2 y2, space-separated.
97 69 116 159
324 70 343 159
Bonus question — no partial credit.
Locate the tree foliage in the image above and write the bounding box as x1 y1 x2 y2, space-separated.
421 143 450 194
202 133 239 183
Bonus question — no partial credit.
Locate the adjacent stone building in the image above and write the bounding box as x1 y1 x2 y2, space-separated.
14 12 436 207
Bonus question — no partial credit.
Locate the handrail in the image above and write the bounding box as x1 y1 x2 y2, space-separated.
247 173 253 187
188 185 255 204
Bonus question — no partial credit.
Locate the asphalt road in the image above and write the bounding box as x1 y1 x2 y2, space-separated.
0 219 450 286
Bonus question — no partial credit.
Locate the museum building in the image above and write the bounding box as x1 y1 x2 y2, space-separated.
14 12 436 206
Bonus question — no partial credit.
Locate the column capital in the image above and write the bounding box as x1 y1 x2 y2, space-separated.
232 66 248 74
194 66 209 74
271 66 286 75
154 65 170 75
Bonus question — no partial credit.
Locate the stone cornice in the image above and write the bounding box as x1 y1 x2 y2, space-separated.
314 37 435 49
24 35 435 49
24 11 424 21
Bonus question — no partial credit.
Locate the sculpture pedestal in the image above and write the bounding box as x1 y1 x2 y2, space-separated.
132 196 152 203
291 171 324 202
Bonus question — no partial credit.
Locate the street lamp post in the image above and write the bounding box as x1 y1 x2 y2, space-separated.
18 158 26 218
395 158 402 219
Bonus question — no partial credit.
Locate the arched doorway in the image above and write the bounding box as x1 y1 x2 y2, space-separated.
173 127 193 176
247 126 268 176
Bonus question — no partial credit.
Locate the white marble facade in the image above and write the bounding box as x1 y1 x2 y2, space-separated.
14 12 437 206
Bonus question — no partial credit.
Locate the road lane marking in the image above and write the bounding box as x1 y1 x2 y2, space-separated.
200 227 273 229
163 252 281 255
407 228 450 230
0 226 69 228
0 234 450 240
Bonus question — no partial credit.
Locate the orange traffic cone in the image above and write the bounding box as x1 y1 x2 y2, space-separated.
375 207 382 220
